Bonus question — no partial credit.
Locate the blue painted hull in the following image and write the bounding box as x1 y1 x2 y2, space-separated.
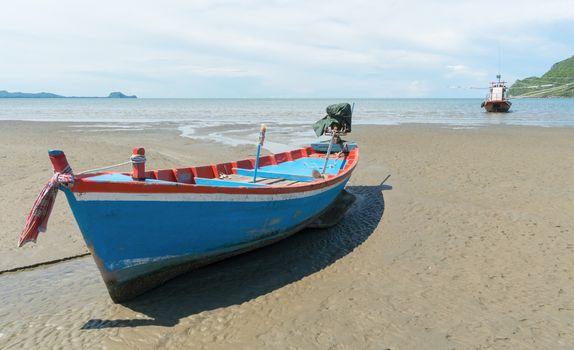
62 179 349 301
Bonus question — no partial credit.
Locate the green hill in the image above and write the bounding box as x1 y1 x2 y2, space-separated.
509 56 574 97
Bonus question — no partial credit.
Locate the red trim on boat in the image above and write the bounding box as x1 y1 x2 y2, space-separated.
72 147 359 195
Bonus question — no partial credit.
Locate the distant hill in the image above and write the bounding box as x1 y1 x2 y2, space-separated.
0 90 137 98
0 90 64 98
107 92 137 98
509 56 574 97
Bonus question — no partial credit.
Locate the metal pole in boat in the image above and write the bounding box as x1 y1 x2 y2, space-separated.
321 131 336 176
252 124 267 183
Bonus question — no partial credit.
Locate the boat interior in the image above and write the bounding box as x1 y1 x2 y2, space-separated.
81 143 358 188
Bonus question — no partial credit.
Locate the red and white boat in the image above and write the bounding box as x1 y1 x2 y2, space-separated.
481 75 512 112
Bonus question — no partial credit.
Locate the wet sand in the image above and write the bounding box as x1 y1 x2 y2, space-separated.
1 121 574 349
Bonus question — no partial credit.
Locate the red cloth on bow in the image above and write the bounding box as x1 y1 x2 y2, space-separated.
18 173 74 247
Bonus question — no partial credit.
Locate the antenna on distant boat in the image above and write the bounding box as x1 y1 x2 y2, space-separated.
497 40 502 77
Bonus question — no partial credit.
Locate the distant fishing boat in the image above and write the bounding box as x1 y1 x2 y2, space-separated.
19 103 358 302
481 75 512 112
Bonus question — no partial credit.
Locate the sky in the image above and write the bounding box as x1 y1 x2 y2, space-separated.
0 0 573 98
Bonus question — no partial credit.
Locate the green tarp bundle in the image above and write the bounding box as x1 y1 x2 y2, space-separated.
313 103 353 137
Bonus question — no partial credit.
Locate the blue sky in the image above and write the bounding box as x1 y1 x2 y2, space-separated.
1 0 573 98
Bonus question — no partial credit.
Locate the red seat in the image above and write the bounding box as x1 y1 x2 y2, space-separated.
192 165 215 179
215 162 234 176
174 168 194 183
274 152 292 164
258 155 275 167
236 159 254 169
155 169 177 182
290 149 305 160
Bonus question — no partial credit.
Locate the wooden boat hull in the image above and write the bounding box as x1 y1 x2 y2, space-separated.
482 100 512 113
60 146 358 302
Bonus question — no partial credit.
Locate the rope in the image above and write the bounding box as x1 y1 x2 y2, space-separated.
130 154 146 164
0 252 91 275
76 154 146 175
76 161 131 175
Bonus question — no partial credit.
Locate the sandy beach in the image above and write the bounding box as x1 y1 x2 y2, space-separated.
1 120 574 349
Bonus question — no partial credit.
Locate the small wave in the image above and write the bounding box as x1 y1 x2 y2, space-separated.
178 123 319 152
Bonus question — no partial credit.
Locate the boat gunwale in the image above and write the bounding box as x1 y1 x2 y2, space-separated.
70 146 359 195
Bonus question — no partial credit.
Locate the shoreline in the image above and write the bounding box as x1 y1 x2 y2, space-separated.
3 118 574 127
2 97 574 129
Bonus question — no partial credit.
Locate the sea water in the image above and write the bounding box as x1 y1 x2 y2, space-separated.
1 98 573 152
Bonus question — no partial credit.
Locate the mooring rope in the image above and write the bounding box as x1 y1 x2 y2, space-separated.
76 154 146 175
0 252 91 275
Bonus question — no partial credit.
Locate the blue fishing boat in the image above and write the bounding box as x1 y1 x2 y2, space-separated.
19 103 358 302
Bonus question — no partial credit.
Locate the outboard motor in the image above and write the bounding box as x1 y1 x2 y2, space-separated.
312 103 354 175
313 102 352 137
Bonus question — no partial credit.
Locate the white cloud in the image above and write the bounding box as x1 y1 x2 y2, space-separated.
445 65 488 80
447 65 467 72
0 0 573 96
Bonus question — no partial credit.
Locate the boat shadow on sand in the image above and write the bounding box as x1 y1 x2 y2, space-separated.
82 182 390 329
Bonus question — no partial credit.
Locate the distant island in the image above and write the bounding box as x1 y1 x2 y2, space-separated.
107 92 137 99
509 55 574 98
0 90 137 98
